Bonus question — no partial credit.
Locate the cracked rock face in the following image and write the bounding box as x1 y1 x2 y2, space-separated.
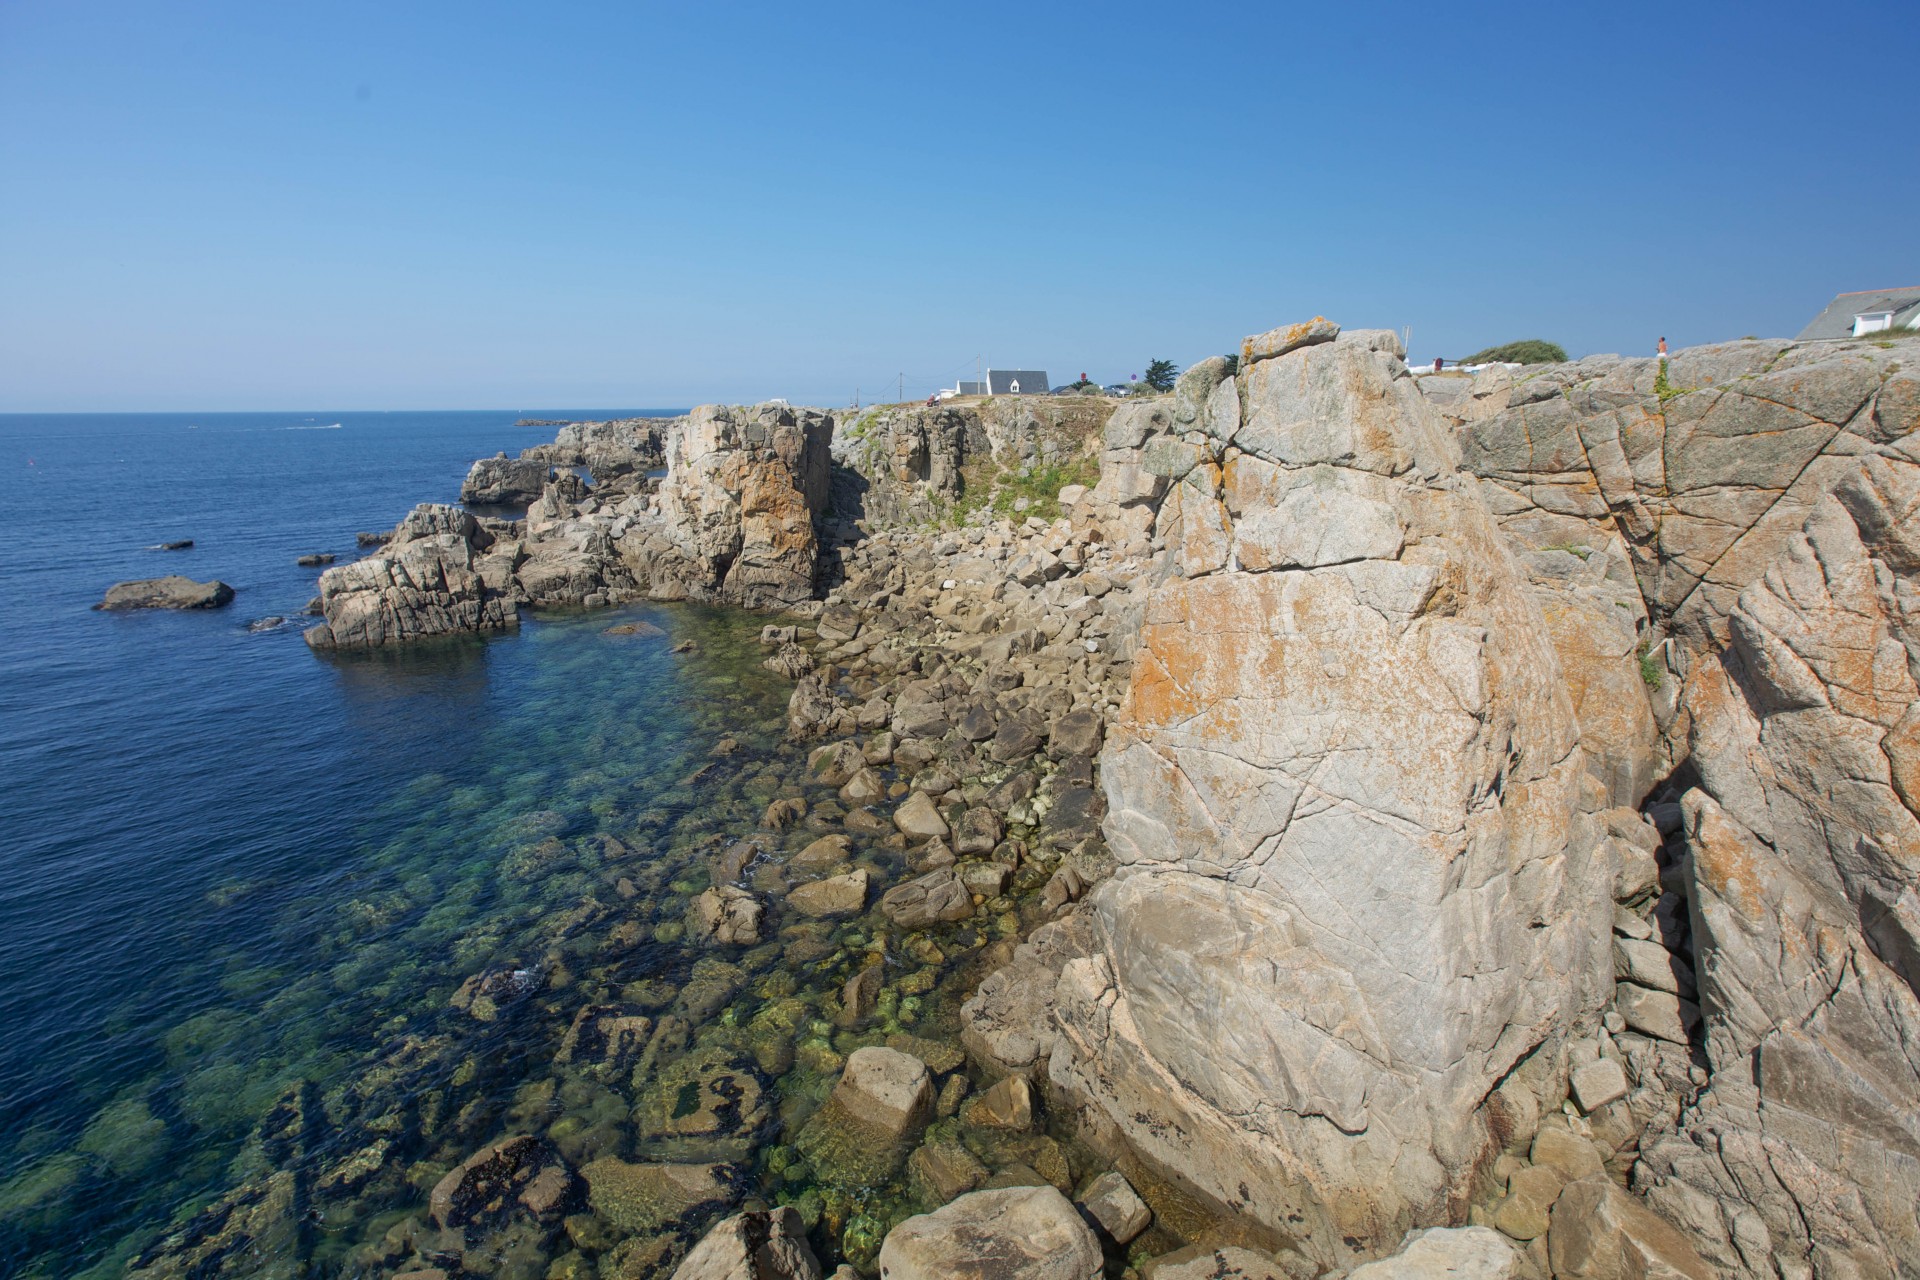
305 504 518 649
1453 338 1916 661
1049 328 1615 1268
656 403 834 609
1635 445 1920 1278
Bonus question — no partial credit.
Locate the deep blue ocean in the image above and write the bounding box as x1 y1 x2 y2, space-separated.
0 410 813 1277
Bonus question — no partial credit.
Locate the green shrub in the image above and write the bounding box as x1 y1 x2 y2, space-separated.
1462 339 1568 365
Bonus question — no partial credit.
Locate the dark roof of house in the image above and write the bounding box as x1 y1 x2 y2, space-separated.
1796 287 1920 340
986 369 1049 395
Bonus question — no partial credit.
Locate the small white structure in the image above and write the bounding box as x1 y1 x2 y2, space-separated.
1797 287 1920 340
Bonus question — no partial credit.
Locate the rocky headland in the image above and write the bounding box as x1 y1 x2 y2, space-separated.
129 323 1915 1280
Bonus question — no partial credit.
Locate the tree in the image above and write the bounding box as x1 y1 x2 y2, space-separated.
1143 358 1178 392
1460 339 1567 365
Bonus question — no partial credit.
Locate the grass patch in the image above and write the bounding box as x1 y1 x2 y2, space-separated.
1638 639 1666 690
948 454 1099 526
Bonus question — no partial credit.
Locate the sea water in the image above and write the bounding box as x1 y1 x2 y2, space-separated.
0 410 801 1276
0 410 1056 1280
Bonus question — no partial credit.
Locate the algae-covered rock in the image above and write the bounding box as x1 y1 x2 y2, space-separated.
428 1134 577 1237
556 1004 653 1079
127 1171 304 1280
794 1047 933 1186
76 1092 171 1177
632 1047 771 1162
582 1158 737 1237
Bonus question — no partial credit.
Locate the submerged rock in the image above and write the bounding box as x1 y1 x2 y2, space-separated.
581 1157 736 1237
97 575 234 610
794 1047 933 1186
428 1135 577 1237
689 885 765 946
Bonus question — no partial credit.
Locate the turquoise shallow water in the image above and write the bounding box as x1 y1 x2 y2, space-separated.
0 413 793 1276
0 412 1068 1279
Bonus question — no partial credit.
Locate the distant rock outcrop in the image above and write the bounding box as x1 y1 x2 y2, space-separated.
97 576 234 610
460 453 551 505
304 504 517 649
308 403 833 648
522 417 668 482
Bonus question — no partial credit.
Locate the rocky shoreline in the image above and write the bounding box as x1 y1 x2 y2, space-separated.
124 323 1917 1279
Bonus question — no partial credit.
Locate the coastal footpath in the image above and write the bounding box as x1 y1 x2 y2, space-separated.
132 323 1914 1280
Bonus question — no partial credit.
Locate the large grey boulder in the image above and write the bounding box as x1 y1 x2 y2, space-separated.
670 1206 820 1280
1633 448 1920 1278
876 1185 1101 1280
97 575 234 610
460 452 550 505
880 868 972 929
1045 325 1615 1269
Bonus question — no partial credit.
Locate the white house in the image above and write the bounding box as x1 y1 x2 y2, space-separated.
1797 287 1920 340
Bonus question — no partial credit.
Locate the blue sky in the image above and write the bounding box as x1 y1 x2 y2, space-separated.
2 1 1914 411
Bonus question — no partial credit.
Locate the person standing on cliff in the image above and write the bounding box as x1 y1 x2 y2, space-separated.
1658 336 1668 357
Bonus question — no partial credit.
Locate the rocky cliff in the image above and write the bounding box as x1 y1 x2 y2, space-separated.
653 403 834 609
282 325 1918 1278
1635 447 1920 1277
521 415 670 482
306 403 833 647
1026 326 1613 1269
1449 340 1915 665
834 396 1111 528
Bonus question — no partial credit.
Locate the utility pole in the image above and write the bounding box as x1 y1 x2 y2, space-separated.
855 386 860 410
897 372 903 404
